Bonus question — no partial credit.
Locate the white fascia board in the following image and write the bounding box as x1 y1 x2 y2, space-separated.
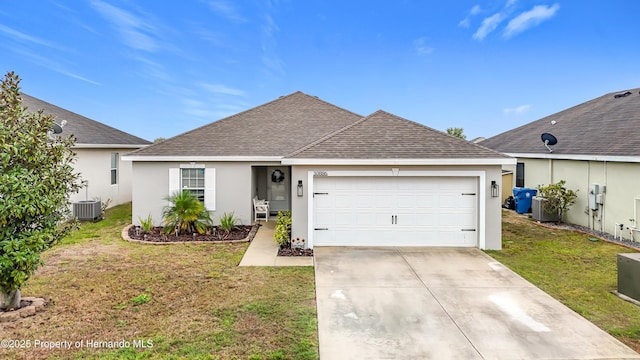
507 153 640 163
121 155 283 162
282 158 516 166
73 144 150 149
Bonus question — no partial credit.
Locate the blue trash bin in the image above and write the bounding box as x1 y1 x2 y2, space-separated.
513 187 538 214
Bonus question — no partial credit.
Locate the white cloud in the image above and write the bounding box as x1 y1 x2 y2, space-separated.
206 0 247 23
473 13 506 40
10 47 100 85
503 104 531 115
458 5 482 28
0 24 59 48
413 37 434 55
90 0 159 52
504 4 560 38
260 13 284 77
200 83 246 96
506 0 518 8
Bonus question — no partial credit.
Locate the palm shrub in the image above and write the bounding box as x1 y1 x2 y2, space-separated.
162 190 212 235
274 210 292 248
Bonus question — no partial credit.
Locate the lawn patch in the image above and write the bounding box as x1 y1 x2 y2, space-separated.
0 203 318 360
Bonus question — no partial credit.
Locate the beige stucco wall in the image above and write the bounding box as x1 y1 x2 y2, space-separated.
290 164 504 250
71 148 136 208
131 161 278 227
519 158 640 240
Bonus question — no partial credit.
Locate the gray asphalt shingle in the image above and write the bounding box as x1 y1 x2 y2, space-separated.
287 110 509 159
480 88 640 156
22 94 150 146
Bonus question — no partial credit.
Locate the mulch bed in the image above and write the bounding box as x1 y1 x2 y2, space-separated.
128 225 255 242
278 247 314 257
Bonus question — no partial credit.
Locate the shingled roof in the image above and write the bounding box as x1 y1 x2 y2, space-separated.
22 94 150 147
480 88 640 157
129 91 363 157
286 110 509 160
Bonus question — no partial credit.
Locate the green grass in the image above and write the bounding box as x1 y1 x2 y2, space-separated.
486 210 640 352
0 203 318 360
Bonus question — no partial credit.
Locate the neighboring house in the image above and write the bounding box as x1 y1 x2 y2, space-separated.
480 88 640 241
22 94 151 208
123 92 514 249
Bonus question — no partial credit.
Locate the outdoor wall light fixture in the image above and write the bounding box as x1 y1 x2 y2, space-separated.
491 180 499 197
297 180 303 197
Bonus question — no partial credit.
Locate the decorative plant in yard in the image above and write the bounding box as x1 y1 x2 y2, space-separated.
274 210 292 248
536 180 578 222
138 214 154 234
162 190 212 235
0 72 81 310
218 212 239 240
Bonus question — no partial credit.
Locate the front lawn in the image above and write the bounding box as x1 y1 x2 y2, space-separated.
0 203 317 360
487 210 640 353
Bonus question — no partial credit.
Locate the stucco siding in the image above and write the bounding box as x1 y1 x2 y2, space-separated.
72 148 134 208
131 161 254 227
291 164 504 250
520 157 640 241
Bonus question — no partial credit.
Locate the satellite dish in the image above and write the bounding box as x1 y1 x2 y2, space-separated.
541 133 557 153
51 123 63 134
50 119 67 134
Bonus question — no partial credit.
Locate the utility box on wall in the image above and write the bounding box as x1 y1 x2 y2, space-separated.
588 184 599 211
618 253 640 302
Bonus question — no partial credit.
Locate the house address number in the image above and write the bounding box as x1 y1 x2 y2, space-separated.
314 171 328 177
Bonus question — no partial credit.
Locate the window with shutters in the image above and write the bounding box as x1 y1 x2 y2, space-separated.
169 165 216 210
181 168 205 202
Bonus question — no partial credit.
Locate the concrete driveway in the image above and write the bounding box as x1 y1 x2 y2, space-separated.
314 247 640 360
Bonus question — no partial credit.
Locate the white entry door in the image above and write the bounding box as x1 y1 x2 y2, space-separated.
313 176 478 247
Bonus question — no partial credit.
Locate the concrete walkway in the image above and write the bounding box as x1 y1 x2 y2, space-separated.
239 220 314 267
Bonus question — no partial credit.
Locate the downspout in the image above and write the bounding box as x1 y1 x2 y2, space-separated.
602 161 606 233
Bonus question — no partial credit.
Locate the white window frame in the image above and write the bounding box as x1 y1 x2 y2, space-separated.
169 164 215 211
110 152 118 185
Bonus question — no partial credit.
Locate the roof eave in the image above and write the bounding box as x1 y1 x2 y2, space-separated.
281 158 516 166
121 155 283 162
73 143 151 149
506 152 640 163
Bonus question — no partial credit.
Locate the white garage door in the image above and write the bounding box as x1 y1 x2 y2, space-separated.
313 176 478 247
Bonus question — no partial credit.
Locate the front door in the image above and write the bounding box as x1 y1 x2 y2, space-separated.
267 166 290 215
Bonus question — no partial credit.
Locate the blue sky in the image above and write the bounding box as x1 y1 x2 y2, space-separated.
1 1 638 142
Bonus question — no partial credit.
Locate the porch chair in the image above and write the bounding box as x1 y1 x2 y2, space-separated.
253 196 270 222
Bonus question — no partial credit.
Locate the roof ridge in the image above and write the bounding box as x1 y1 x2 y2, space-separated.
131 91 364 155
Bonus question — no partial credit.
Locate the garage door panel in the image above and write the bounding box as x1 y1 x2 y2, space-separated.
313 176 478 247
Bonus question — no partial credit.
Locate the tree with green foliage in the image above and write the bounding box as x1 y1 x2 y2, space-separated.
0 71 81 310
536 180 578 222
162 190 212 235
446 127 466 139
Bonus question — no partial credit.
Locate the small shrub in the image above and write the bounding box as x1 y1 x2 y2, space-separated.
218 212 239 240
536 180 578 222
219 212 238 232
274 210 292 248
138 214 153 233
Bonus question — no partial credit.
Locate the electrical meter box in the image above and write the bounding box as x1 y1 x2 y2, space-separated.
588 184 599 211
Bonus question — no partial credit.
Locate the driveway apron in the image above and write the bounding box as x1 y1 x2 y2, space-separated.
314 247 640 360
